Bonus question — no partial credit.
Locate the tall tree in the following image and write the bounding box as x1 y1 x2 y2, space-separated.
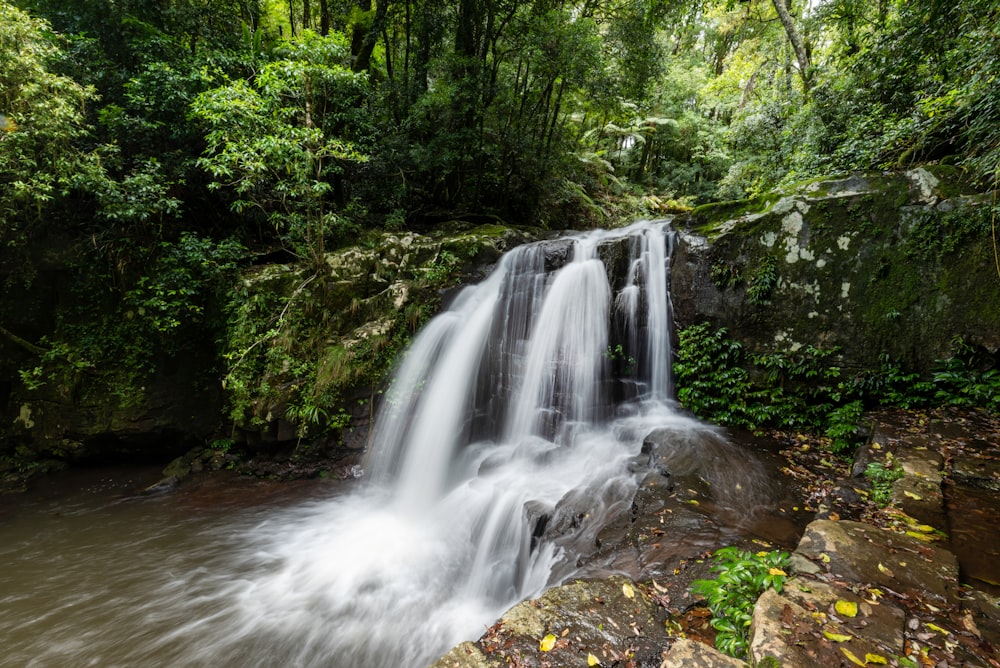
770 0 810 93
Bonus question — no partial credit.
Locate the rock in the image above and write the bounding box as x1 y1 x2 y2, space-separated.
672 170 1000 375
951 454 1000 491
779 576 905 653
429 642 497 668
430 576 671 668
793 520 960 602
750 588 897 668
890 474 945 529
660 638 747 667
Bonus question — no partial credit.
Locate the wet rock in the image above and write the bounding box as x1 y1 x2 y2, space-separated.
793 520 960 602
890 475 945 529
750 588 895 668
431 576 671 668
779 576 905 653
538 239 572 271
951 454 1000 491
660 637 747 667
430 641 496 668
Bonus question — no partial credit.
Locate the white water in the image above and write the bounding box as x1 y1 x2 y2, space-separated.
1 220 729 668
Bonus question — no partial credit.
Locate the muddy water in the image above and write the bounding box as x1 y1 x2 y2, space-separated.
0 435 805 668
0 467 341 667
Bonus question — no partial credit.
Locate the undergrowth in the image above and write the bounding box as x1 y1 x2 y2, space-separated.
691 547 790 659
675 323 1000 454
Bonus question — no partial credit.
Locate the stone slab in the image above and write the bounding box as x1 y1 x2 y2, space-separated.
793 520 960 602
660 638 747 667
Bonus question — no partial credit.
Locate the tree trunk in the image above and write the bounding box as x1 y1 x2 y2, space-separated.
320 0 330 36
352 0 391 74
771 0 811 93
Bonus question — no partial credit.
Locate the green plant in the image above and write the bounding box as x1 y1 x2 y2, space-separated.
864 459 903 507
691 547 790 659
606 344 637 375
746 255 778 305
932 353 1000 409
825 400 864 454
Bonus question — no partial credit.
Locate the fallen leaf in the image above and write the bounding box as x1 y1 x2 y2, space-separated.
865 652 888 664
841 647 866 666
925 623 949 635
905 531 939 543
587 653 601 666
539 634 557 652
877 562 895 577
622 583 635 599
819 553 831 564
824 629 853 642
561 628 569 637
835 600 859 618
903 491 923 500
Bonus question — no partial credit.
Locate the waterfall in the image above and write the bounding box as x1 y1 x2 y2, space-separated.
159 219 709 668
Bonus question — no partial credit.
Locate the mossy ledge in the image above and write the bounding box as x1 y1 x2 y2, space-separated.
672 169 1000 377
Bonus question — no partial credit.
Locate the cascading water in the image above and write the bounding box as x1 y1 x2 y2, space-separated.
127 220 724 667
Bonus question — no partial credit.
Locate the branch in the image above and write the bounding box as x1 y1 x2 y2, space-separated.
0 325 48 356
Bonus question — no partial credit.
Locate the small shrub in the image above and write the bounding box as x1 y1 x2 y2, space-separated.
691 547 790 659
864 459 903 507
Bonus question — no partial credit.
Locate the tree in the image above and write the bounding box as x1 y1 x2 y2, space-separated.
0 2 104 250
770 0 810 93
191 31 370 267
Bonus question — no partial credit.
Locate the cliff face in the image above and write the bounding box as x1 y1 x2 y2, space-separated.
671 169 1000 374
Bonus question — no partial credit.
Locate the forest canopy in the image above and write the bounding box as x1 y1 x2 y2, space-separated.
3 0 997 249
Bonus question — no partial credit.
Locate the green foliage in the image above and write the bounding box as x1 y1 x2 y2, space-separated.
691 547 790 659
825 400 864 454
746 255 778 306
676 324 1000 456
931 339 1000 409
864 459 903 507
17 234 245 404
191 30 370 266
0 2 104 244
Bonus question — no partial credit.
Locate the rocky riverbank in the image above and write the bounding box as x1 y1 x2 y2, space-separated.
431 408 1000 667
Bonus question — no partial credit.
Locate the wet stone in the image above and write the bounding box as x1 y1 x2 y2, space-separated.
793 520 960 602
660 638 747 667
780 576 905 653
750 588 898 668
433 576 671 668
890 474 946 530
951 454 1000 491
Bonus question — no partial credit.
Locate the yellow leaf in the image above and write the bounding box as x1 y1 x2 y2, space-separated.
587 653 601 666
824 629 853 642
903 491 922 500
840 647 866 666
819 553 831 563
915 524 936 533
539 634 557 652
905 530 939 542
865 653 888 664
835 600 858 618
926 623 949 635
768 568 787 576
622 583 635 600
687 499 700 506
877 562 894 577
